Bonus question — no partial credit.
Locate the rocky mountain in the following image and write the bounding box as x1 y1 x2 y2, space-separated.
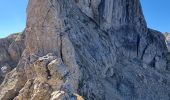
0 0 170 100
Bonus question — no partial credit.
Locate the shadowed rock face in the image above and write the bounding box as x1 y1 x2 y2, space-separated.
77 0 147 33
0 0 170 100
0 33 25 83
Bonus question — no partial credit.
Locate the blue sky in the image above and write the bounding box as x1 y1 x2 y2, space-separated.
141 0 170 33
0 0 170 38
0 0 28 38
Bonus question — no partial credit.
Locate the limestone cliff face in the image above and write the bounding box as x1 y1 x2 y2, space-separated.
0 0 170 100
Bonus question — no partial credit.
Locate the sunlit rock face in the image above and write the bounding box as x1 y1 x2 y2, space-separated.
164 33 170 50
0 0 170 100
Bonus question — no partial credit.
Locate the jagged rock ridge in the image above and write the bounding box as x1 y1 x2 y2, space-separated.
0 33 25 83
0 0 170 100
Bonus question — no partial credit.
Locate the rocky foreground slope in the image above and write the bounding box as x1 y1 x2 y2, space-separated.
0 0 170 100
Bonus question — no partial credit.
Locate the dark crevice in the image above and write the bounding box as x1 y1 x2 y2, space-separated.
137 34 140 57
44 59 52 80
98 0 105 26
75 0 79 3
89 0 92 7
150 56 156 68
141 43 149 60
9 91 20 100
60 32 64 62
46 66 52 80
126 1 130 23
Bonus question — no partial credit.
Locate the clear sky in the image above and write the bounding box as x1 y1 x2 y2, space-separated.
0 0 28 38
0 0 170 38
141 0 170 33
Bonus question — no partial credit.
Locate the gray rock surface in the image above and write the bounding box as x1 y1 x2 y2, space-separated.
0 33 25 83
0 0 170 100
164 32 170 50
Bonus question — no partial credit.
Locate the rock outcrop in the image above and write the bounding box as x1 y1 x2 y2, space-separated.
0 0 170 100
0 33 25 83
164 32 170 50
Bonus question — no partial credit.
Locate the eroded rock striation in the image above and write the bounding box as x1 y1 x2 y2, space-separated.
0 0 170 100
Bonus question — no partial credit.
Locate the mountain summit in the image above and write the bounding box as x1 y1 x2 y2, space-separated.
0 0 169 100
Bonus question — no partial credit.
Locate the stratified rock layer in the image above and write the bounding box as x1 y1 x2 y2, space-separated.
0 0 170 100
